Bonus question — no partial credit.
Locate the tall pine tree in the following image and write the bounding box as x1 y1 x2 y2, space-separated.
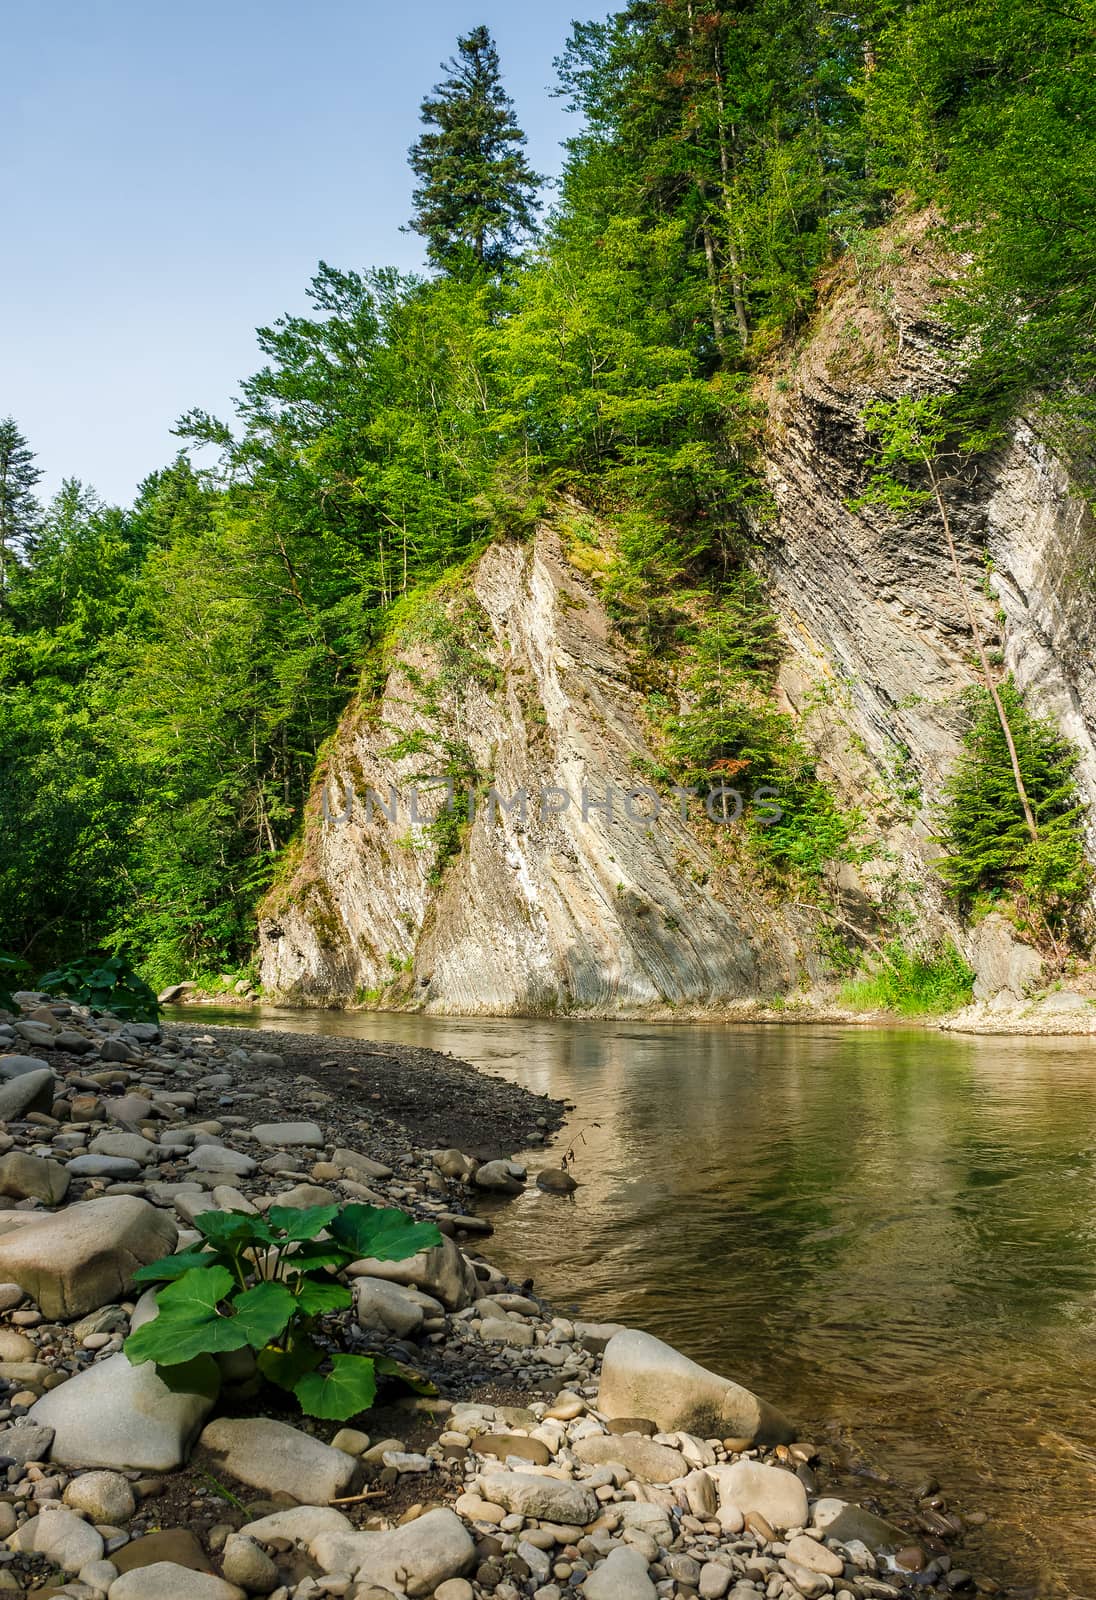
0 418 42 610
408 25 541 276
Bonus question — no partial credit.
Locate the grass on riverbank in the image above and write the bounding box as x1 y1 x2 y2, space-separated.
839 940 975 1017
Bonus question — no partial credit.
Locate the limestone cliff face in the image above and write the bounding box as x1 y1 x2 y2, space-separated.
258 534 814 1011
760 211 1096 941
259 213 1096 1011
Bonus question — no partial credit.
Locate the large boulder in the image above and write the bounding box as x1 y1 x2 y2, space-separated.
712 1460 808 1531
472 1159 526 1195
0 1053 51 1076
0 1067 56 1120
199 1417 357 1503
29 1349 218 1470
598 1330 794 1446
347 1233 478 1310
354 1276 427 1338
109 1564 245 1600
0 1196 177 1319
0 1150 70 1205
971 912 1044 1001
8 1504 105 1570
310 1507 475 1595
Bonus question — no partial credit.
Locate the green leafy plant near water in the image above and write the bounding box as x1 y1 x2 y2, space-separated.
0 951 160 1023
37 953 161 1022
840 940 975 1017
126 1203 441 1421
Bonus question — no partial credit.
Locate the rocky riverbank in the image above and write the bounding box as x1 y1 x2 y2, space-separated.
0 1000 1014 1599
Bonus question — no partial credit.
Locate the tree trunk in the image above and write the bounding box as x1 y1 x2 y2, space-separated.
700 216 729 360
713 68 749 347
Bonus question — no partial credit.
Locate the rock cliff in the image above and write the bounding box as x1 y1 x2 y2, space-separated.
258 531 816 1011
761 210 1096 941
258 214 1096 1011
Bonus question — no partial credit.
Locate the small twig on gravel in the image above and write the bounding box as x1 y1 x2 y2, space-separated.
329 1490 389 1505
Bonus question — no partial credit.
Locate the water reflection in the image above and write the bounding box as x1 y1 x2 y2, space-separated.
174 1008 1096 1595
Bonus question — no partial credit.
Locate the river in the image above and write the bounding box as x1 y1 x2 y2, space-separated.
171 1007 1096 1596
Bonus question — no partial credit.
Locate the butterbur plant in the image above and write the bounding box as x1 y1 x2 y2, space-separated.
125 1203 441 1420
38 953 161 1023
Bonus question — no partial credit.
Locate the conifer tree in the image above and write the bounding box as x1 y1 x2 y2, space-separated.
408 25 541 275
0 418 42 610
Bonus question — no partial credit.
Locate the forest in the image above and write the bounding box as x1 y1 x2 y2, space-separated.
2 0 1093 988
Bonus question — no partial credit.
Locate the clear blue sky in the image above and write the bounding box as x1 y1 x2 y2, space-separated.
3 1 593 505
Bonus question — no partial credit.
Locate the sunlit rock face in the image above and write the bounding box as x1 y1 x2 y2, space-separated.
258 525 813 1013
260 214 1096 1012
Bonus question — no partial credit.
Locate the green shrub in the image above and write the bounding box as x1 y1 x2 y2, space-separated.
37 953 161 1022
840 940 975 1016
126 1203 441 1421
937 682 1090 937
658 576 862 883
0 954 31 1014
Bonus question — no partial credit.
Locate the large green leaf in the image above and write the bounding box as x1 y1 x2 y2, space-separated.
294 1279 352 1317
268 1204 339 1242
294 1353 377 1421
125 1266 252 1367
283 1242 352 1274
195 1210 273 1253
133 1246 221 1285
156 1264 236 1316
258 1336 324 1394
328 1205 442 1262
231 1280 297 1348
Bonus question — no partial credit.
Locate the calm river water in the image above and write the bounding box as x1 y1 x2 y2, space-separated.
174 1008 1096 1597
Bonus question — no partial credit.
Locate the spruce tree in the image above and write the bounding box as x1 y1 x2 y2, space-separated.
0 417 41 609
408 25 541 275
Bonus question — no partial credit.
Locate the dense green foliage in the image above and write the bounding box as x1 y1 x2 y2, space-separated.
127 1203 440 1421
840 940 975 1016
938 683 1090 937
1 4 1091 979
860 0 1096 426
